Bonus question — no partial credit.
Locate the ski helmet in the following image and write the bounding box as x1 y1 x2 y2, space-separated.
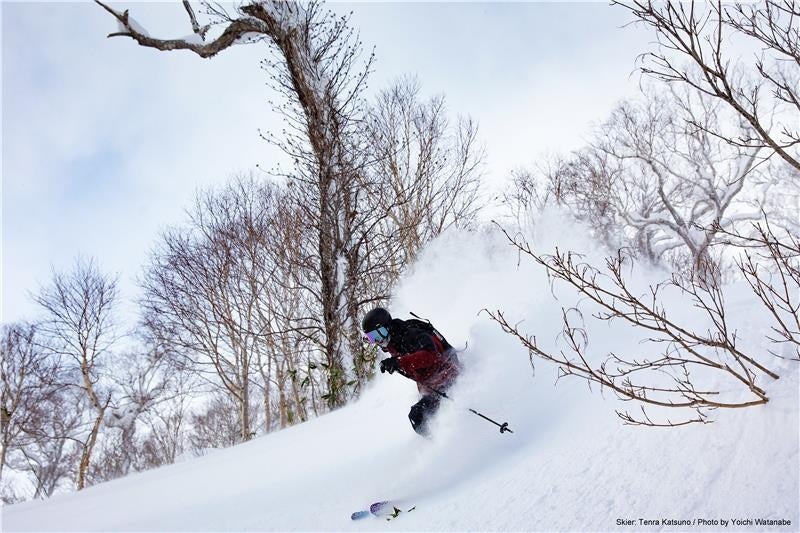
362 307 392 333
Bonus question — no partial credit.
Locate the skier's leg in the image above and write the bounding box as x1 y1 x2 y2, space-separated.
408 399 430 436
408 395 441 436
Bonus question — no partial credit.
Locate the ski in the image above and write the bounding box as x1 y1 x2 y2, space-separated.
350 510 371 520
350 500 415 521
350 500 388 521
369 500 391 515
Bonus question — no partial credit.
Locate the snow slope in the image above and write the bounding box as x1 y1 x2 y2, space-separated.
4 213 799 531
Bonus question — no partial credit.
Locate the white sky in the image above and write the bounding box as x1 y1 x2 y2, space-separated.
2 1 652 325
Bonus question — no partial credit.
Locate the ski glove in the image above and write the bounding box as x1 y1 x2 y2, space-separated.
380 357 400 374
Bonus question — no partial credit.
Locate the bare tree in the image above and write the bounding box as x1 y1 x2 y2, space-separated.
140 395 189 468
0 322 42 480
506 152 624 252
495 1 799 427
0 323 79 497
142 208 258 442
142 174 336 440
616 0 800 173
200 177 318 430
189 393 244 455
489 228 783 427
33 258 118 490
599 88 774 276
1 323 89 501
97 336 183 479
255 6 386 405
96 0 387 407
366 77 485 267
510 86 775 280
10 394 83 499
0 323 83 500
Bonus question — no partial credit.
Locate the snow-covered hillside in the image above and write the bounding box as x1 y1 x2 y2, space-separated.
4 214 799 531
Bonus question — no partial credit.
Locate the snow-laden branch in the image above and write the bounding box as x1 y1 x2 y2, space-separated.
95 0 265 58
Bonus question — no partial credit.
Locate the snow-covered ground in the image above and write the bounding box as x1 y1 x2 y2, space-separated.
4 214 798 531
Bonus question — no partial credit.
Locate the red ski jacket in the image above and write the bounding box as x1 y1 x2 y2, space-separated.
383 319 460 394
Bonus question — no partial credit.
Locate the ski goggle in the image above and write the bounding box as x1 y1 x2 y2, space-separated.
364 326 389 345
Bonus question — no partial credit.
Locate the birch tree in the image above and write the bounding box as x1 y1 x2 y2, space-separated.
32 258 118 490
0 323 68 483
197 177 316 430
366 77 485 267
1 323 86 501
141 202 258 443
1 322 42 480
9 392 82 499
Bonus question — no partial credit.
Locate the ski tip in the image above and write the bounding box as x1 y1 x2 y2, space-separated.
369 500 390 513
351 510 370 521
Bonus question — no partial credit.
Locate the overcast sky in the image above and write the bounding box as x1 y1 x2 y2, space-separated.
2 1 652 325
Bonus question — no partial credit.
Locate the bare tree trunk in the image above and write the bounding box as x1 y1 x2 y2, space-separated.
76 407 104 490
277 366 288 429
261 353 273 432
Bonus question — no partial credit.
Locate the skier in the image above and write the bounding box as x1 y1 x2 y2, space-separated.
361 307 460 436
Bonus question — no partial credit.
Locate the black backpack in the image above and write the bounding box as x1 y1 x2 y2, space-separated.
405 315 453 351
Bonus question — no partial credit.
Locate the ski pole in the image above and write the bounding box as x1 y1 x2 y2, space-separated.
465 407 513 434
429 386 513 435
396 368 513 434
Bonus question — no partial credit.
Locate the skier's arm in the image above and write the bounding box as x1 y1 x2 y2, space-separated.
398 349 439 374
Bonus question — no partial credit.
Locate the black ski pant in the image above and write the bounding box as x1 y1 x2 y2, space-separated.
408 394 441 436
